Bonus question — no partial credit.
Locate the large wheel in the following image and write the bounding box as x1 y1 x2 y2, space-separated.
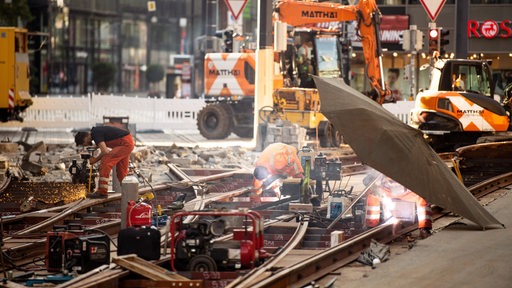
188 255 217 272
197 104 234 139
318 121 333 147
331 126 343 147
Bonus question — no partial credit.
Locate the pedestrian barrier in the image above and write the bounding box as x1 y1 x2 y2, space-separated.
0 94 414 131
383 100 415 125
0 94 206 131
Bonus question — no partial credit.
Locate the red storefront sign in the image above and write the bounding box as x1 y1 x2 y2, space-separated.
468 20 512 39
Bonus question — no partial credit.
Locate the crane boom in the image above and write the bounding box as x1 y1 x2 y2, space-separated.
275 0 389 103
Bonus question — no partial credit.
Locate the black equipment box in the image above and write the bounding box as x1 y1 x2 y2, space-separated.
64 234 110 274
46 231 110 274
118 227 161 260
47 231 79 272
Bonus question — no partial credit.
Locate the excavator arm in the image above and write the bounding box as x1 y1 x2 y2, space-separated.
275 0 389 103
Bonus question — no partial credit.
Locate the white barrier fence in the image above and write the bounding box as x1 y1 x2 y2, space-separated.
0 94 207 131
383 101 415 124
0 94 414 131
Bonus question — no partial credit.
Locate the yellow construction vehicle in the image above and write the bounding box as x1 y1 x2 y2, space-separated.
272 0 389 147
0 27 33 122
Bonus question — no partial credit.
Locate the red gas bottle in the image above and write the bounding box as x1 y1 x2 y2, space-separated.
126 200 152 227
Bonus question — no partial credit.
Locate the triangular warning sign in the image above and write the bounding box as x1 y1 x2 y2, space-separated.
420 0 446 21
225 0 248 20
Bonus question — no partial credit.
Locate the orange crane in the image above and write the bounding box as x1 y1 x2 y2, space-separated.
275 0 389 102
269 0 390 147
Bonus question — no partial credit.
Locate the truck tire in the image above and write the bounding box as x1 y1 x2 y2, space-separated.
318 121 334 147
331 127 343 147
197 104 234 139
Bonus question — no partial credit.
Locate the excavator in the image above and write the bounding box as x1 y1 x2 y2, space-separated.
409 55 512 151
198 0 389 146
271 0 389 147
276 1 512 151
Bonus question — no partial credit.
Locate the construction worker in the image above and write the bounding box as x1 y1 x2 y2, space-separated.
253 143 304 197
365 175 432 239
74 125 134 198
297 35 315 88
453 73 466 91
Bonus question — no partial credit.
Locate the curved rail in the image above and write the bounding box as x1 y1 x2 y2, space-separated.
229 171 512 288
227 215 310 288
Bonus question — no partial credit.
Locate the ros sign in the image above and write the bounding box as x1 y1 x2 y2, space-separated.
468 20 512 39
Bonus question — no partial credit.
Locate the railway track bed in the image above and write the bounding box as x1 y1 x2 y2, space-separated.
1 144 511 287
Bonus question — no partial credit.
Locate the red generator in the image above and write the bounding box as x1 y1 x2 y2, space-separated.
170 210 269 272
127 200 152 227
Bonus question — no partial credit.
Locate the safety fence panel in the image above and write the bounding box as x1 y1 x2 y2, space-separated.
383 100 415 125
0 95 413 130
4 95 92 129
0 94 206 131
90 95 206 131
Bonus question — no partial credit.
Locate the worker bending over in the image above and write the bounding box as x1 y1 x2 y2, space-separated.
74 125 134 198
253 143 304 198
366 176 432 239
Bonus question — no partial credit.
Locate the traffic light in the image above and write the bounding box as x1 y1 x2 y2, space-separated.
439 29 450 55
399 30 410 51
223 30 233 53
428 28 439 55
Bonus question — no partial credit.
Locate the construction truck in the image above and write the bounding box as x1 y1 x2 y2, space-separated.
271 0 389 147
197 51 256 139
198 0 388 146
409 56 512 151
0 27 33 122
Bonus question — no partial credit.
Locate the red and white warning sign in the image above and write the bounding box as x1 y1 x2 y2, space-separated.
420 0 446 22
8 89 15 109
224 0 248 21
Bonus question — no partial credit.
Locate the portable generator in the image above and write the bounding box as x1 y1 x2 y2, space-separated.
46 226 110 274
170 210 269 272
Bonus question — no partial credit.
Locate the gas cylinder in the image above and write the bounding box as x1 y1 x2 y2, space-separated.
127 200 152 227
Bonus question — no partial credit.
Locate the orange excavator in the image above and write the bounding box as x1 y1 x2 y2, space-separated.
275 1 512 151
270 0 390 147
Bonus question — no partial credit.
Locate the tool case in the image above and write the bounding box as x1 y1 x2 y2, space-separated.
117 226 161 260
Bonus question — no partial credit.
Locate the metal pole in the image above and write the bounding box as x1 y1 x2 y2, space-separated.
455 0 468 59
410 25 417 100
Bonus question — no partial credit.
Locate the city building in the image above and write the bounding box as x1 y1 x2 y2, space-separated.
22 0 512 98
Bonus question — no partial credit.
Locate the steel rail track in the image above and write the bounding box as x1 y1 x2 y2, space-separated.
3 168 510 286
226 215 310 288
1 174 250 271
226 171 512 288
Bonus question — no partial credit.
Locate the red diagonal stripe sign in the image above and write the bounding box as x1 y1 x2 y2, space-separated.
420 0 446 21
225 0 248 20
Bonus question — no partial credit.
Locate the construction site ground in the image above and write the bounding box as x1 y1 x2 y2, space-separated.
334 183 512 288
1 128 511 287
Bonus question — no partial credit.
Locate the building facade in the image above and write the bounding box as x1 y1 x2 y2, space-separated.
24 0 512 98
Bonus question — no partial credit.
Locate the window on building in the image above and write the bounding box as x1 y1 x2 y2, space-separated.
122 20 140 48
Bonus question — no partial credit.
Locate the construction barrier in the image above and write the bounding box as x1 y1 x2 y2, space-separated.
0 94 207 131
0 94 414 131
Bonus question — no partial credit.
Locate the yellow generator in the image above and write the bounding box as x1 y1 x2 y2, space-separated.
0 27 33 122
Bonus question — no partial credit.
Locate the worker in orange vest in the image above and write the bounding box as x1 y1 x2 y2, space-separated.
75 125 134 198
365 175 432 239
253 143 304 197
